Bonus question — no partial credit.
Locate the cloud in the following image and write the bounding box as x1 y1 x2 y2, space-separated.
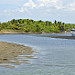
18 0 65 13
23 0 36 8
62 1 75 11
2 0 75 15
69 1 75 11
37 0 57 3
0 0 75 23
18 0 36 13
34 0 61 8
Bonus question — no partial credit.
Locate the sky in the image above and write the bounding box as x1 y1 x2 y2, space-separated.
0 0 75 23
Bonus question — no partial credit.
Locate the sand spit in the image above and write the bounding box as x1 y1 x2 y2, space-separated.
0 42 34 68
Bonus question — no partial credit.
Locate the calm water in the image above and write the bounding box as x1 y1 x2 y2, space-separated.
0 34 75 75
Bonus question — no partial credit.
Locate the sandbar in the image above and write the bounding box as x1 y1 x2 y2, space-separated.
0 42 34 64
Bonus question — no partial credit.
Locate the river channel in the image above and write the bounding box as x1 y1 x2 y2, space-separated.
0 34 75 75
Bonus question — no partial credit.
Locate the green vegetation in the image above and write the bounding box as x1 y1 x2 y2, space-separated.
0 19 75 33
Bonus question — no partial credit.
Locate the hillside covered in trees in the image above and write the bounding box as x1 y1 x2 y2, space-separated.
0 19 75 33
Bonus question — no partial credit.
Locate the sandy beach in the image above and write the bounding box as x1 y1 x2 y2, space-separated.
0 31 42 34
0 42 34 68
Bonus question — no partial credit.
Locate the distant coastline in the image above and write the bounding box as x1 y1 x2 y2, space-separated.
0 19 75 33
0 30 66 34
0 30 42 34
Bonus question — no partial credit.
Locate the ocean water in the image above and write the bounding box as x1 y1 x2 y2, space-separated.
0 34 75 75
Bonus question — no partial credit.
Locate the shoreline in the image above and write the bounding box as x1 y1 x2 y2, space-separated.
0 31 42 34
0 42 34 68
0 30 66 34
40 36 75 40
0 31 75 40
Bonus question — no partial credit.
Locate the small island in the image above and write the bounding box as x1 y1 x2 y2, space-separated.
0 19 75 34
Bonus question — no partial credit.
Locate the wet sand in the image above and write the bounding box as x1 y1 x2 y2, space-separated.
40 36 75 40
0 42 34 68
50 36 75 39
48 36 75 40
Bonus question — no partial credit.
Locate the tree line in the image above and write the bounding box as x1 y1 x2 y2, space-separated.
0 19 75 33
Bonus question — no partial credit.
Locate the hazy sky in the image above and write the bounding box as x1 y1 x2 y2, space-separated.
0 0 75 23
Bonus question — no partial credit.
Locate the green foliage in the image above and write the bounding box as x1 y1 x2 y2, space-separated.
54 20 57 24
0 19 75 33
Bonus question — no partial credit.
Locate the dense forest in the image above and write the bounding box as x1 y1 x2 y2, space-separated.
0 19 75 33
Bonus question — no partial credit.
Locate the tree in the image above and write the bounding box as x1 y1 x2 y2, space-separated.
39 20 42 23
58 21 61 25
0 18 75 33
54 20 57 24
36 25 41 32
0 23 2 31
49 22 52 26
46 21 50 26
11 19 15 24
0 22 1 24
62 22 65 25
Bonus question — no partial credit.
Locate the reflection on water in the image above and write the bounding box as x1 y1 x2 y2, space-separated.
0 34 75 75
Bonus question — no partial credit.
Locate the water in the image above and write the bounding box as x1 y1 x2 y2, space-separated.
0 34 75 75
